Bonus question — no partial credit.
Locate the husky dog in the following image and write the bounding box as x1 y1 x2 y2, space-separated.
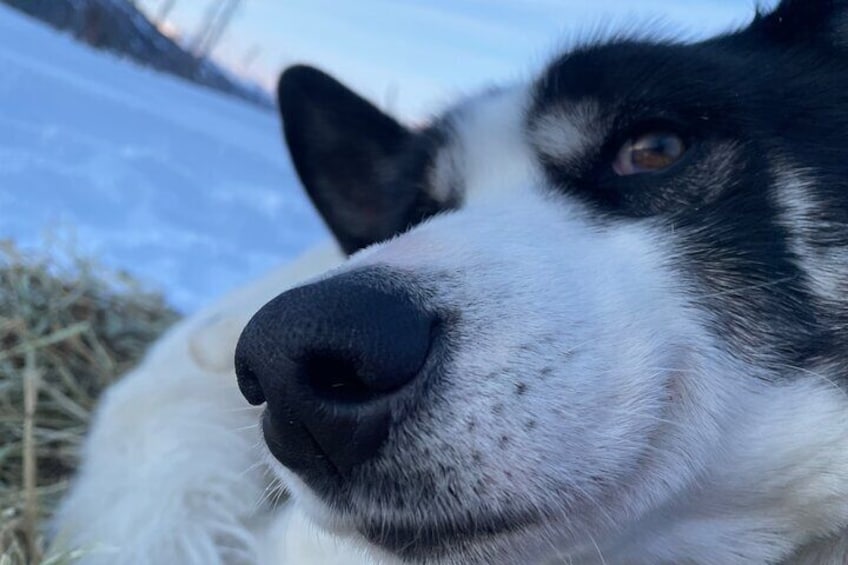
54 0 848 563
234 1 848 563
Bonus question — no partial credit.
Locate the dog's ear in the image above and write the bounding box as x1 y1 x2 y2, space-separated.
278 65 415 255
746 0 848 48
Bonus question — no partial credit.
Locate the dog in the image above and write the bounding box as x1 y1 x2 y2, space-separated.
235 0 848 562
54 0 848 563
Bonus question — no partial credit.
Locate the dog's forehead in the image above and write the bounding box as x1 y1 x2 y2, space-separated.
422 37 743 206
424 85 542 206
532 38 747 114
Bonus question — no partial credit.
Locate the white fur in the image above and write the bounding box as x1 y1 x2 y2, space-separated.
48 241 367 564
529 101 603 164
774 164 848 303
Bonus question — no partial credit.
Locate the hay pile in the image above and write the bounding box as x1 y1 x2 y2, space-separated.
0 241 179 564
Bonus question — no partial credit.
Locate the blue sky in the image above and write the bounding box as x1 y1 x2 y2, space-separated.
138 0 776 119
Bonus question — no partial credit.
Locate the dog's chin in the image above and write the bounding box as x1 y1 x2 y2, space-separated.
260 453 353 533
265 453 543 563
356 511 541 563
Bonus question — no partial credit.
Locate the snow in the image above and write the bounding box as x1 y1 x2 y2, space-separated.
0 4 327 312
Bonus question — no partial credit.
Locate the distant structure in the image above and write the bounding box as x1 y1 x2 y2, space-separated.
0 0 271 109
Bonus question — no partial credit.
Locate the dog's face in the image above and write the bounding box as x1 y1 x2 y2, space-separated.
236 2 848 563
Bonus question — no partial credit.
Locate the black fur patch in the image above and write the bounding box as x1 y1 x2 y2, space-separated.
527 6 848 368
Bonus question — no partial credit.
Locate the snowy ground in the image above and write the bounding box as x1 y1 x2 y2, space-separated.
0 5 327 312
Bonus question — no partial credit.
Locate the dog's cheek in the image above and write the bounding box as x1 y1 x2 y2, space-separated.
369 214 694 513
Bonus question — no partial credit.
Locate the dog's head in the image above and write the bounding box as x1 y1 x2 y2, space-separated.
236 1 848 562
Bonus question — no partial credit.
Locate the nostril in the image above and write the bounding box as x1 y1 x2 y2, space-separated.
302 352 378 404
233 270 441 483
235 356 266 406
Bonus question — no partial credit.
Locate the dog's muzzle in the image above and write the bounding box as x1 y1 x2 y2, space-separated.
234 269 438 490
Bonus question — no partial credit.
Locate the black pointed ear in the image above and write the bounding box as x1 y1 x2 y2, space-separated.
278 65 418 255
746 0 848 47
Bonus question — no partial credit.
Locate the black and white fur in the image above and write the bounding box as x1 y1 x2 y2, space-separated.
53 1 848 564
238 1 848 563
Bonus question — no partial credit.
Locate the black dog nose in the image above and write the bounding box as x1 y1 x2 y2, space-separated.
234 270 435 486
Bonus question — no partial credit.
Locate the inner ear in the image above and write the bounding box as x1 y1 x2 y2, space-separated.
278 65 425 255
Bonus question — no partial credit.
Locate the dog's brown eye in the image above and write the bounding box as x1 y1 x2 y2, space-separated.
613 132 685 176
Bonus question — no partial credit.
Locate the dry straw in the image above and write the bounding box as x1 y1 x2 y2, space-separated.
0 240 179 564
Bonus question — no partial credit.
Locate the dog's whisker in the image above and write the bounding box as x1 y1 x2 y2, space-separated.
587 532 609 565
693 275 798 300
764 361 848 400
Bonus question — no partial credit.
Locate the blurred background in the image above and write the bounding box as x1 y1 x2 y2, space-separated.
0 1 775 563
